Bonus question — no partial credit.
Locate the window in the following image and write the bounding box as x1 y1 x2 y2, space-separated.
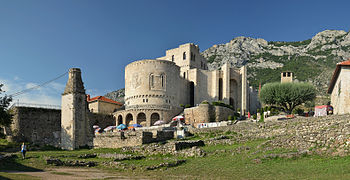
150 74 154 88
283 72 286 77
193 54 196 61
161 74 165 87
183 72 186 78
183 52 186 60
171 55 174 62
287 72 291 77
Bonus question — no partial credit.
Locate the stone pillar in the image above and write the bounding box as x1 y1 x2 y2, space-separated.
241 65 247 116
222 63 230 105
61 68 89 150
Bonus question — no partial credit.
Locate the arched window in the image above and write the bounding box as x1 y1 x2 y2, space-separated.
183 52 186 60
183 72 186 79
193 54 196 61
171 55 174 62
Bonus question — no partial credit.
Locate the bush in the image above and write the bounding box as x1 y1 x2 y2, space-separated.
292 108 304 116
253 114 257 120
185 104 191 108
201 101 210 105
212 101 234 110
264 106 268 112
228 115 233 120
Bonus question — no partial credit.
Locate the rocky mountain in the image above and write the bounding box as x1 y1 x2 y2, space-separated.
104 88 125 103
201 30 350 95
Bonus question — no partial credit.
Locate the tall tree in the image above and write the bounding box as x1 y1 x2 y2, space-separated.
259 82 316 113
0 84 12 127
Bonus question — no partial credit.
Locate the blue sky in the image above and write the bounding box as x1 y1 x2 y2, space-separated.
0 0 349 105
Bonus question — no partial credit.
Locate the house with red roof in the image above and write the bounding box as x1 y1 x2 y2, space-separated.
327 59 350 115
87 95 123 114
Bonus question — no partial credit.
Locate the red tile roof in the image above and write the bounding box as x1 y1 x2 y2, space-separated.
87 95 123 105
328 59 350 94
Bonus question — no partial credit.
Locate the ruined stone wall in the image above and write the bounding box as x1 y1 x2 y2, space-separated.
93 130 174 149
184 104 235 127
331 66 350 114
8 106 61 146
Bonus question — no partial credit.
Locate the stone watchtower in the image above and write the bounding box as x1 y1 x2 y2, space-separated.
61 68 89 150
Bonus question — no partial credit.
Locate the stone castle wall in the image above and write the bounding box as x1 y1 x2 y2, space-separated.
8 106 61 146
7 106 115 147
184 103 235 126
125 59 187 109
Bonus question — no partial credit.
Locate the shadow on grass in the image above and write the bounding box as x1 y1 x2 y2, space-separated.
0 154 43 173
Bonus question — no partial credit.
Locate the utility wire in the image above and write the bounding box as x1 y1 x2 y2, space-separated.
10 71 68 97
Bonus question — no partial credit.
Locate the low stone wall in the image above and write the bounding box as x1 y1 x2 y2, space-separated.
173 140 205 151
93 130 174 149
184 104 235 127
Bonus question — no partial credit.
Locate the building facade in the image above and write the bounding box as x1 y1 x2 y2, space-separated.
115 43 260 126
87 95 122 114
328 59 350 115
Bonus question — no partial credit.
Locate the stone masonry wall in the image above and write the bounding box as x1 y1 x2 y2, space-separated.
93 130 174 149
184 103 235 126
189 114 350 156
88 113 115 129
8 106 61 146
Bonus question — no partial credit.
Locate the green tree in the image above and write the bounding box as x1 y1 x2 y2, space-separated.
259 82 316 114
0 84 12 127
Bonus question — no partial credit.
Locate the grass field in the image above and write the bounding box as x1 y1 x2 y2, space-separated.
2 137 350 179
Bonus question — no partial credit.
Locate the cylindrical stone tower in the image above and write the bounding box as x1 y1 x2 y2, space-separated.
124 59 183 110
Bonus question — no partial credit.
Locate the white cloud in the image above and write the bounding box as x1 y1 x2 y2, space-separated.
0 76 65 106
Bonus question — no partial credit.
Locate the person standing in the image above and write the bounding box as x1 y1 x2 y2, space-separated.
21 142 26 159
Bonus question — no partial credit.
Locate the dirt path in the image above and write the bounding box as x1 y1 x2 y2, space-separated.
7 167 137 180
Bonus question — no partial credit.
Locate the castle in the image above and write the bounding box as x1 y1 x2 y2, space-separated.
114 43 260 127
5 43 260 150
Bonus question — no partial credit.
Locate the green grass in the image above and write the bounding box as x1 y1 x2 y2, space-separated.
3 138 350 179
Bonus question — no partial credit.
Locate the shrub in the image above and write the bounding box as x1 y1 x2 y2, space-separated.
253 114 257 120
228 115 233 120
212 101 234 110
185 104 191 108
292 108 304 116
201 101 210 105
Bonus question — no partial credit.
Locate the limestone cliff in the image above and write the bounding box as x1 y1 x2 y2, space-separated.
201 30 350 94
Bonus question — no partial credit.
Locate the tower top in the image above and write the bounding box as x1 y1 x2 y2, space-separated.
63 68 85 95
